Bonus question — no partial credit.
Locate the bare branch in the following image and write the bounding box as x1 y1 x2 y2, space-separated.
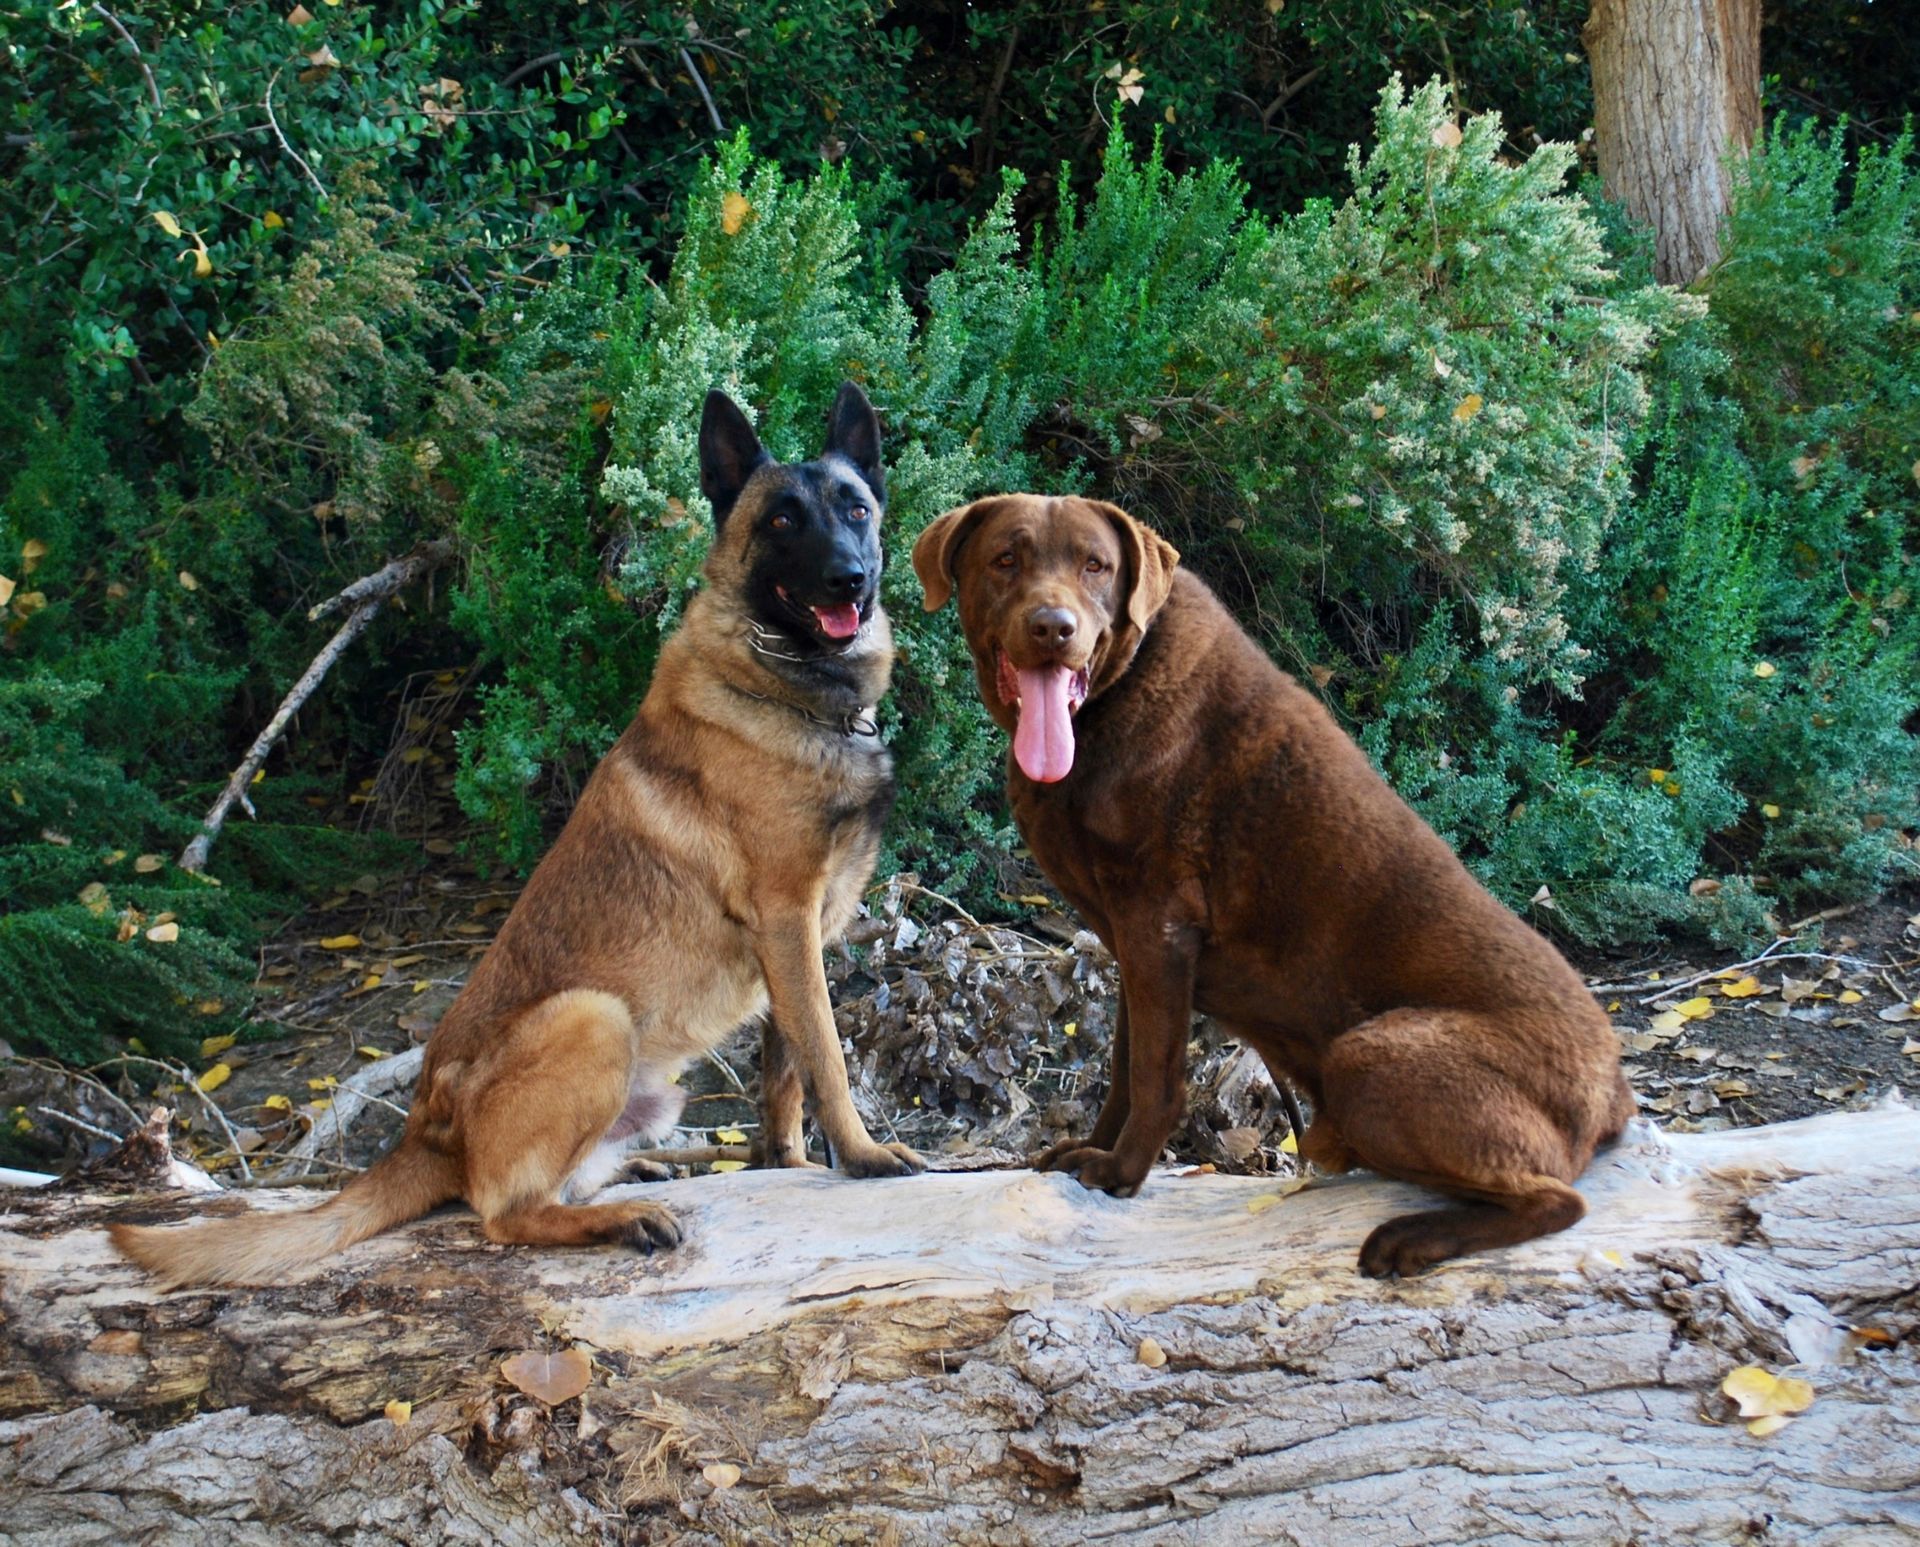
178 542 456 873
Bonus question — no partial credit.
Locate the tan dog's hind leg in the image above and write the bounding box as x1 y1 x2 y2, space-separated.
757 1015 822 1169
1320 1009 1591 1278
461 990 682 1252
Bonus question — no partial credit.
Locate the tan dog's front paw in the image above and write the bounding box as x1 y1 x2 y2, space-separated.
1041 1145 1149 1198
839 1141 926 1179
618 1202 684 1254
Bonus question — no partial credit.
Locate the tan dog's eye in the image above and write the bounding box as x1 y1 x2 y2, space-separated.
992 551 1016 570
1085 555 1106 575
770 512 794 532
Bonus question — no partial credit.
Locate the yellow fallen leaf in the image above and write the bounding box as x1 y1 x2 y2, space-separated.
702 1462 742 1490
263 1094 293 1111
356 1045 389 1059
413 980 430 994
1675 996 1715 1020
307 1076 338 1091
720 190 752 236
1248 1191 1288 1215
500 1347 591 1405
1752 661 1777 679
151 210 182 238
1762 803 1782 819
1279 1131 1299 1154
0 573 13 607
1720 976 1764 999
146 921 180 943
21 538 48 574
384 1399 412 1426
1452 393 1484 423
714 1127 748 1144
1746 1413 1793 1438
1136 1337 1167 1368
1838 990 1863 1005
178 569 199 590
320 934 362 949
308 1098 332 1111
1722 1364 1814 1420
711 1159 748 1172
1062 1021 1077 1038
263 209 284 229
133 853 164 874
198 999 224 1015
387 953 426 968
201 1034 237 1059
197 1062 232 1093
1431 119 1462 149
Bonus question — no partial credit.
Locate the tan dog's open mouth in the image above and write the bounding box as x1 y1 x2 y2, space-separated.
996 647 1089 783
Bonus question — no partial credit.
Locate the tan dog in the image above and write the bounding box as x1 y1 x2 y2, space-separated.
113 383 923 1288
913 494 1634 1276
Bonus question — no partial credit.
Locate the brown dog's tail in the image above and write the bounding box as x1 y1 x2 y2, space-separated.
108 1140 459 1289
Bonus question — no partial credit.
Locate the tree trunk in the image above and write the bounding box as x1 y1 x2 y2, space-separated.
4 1105 1918 1544
1584 0 1763 284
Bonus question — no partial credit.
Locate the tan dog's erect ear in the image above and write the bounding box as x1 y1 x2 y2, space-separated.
911 499 998 612
1095 501 1181 632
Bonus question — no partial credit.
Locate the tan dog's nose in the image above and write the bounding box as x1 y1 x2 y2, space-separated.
1028 606 1078 648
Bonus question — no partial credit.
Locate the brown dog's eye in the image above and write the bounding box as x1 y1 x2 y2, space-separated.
847 504 870 523
1085 555 1105 575
770 512 794 532
992 551 1016 570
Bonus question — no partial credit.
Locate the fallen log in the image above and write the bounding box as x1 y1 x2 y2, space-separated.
3 1102 1917 1545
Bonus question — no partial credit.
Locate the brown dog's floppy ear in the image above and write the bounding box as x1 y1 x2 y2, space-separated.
911 500 995 612
1096 501 1181 632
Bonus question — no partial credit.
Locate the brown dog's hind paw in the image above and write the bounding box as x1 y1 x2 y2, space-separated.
839 1141 926 1179
1357 1211 1463 1278
619 1202 684 1255
1044 1145 1149 1198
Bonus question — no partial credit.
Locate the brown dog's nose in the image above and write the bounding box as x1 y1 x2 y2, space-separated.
1028 607 1078 648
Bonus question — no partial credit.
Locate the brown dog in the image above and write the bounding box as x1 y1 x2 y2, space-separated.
112 383 923 1288
913 494 1634 1277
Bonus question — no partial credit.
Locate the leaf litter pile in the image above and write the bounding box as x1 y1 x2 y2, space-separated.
7 811 1918 1185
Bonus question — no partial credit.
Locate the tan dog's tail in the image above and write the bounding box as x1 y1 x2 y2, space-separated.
109 1139 459 1289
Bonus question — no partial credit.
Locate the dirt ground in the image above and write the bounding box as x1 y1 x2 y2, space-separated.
11 803 1916 1190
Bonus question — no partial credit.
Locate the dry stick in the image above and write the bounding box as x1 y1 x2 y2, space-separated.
91 4 162 113
1637 947 1893 1005
264 65 328 199
178 542 455 873
287 1045 424 1171
626 1144 756 1167
93 1056 254 1182
679 46 726 134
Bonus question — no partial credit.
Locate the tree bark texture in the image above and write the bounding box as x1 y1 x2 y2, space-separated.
1584 0 1763 284
3 1104 1917 1544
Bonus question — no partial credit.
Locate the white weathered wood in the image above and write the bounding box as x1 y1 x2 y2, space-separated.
3 1103 1916 1544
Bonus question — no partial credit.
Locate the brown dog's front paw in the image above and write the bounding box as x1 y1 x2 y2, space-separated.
619 1202 684 1255
1357 1212 1455 1279
1030 1136 1094 1172
839 1141 926 1179
1045 1146 1149 1198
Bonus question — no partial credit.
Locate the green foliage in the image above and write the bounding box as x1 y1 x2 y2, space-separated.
1 0 1914 1075
0 677 258 1061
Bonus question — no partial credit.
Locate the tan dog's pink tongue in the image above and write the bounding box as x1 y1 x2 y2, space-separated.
1014 664 1076 783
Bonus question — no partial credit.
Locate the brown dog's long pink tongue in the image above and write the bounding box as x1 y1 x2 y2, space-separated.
1014 664 1076 783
